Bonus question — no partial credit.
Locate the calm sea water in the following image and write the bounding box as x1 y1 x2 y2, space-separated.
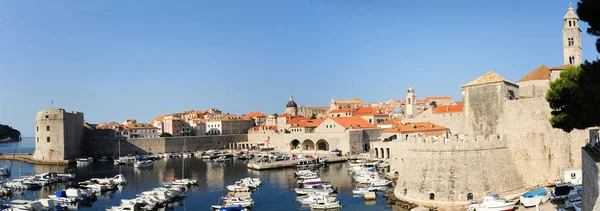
0 140 394 211
0 137 35 154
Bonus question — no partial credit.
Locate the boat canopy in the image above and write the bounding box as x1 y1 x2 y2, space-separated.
522 188 547 198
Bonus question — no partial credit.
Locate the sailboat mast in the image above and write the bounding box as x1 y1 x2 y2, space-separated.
182 139 185 178
18 138 21 178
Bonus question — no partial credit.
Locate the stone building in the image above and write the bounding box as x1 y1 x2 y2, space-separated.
33 108 84 161
188 118 206 136
405 87 417 118
329 98 363 110
124 123 158 138
163 116 187 136
562 3 582 65
284 94 298 116
243 112 266 127
517 65 551 98
404 103 464 134
206 115 254 135
298 106 329 118
380 122 448 143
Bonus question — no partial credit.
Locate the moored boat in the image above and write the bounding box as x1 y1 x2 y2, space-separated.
134 160 154 168
519 188 550 207
467 196 515 211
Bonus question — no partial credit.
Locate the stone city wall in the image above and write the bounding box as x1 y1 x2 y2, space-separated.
582 146 600 211
499 97 588 186
85 135 247 156
373 135 523 206
516 80 549 99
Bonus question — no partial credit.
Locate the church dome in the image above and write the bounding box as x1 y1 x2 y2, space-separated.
393 107 404 114
286 94 298 108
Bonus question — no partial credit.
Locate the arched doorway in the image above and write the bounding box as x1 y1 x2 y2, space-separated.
316 139 329 151
302 139 315 151
290 139 300 150
363 143 369 152
429 193 435 200
375 148 379 158
467 193 473 201
386 148 390 159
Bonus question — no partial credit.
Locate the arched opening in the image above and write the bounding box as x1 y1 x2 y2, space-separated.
429 193 435 200
380 148 384 159
386 148 390 159
404 189 407 195
375 148 379 158
364 143 369 152
302 139 315 151
316 139 329 151
290 139 300 150
467 193 473 201
394 171 400 177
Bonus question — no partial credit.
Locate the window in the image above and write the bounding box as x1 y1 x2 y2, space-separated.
571 173 576 179
47 137 50 142
46 126 50 131
569 21 572 27
467 193 473 201
429 193 435 200
45 115 49 118
37 137 39 143
37 126 39 132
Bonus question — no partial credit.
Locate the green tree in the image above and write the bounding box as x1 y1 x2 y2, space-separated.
159 132 173 137
273 113 279 118
310 113 317 119
429 101 437 107
547 0 600 132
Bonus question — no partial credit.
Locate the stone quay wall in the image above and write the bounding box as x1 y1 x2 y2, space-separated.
582 146 600 211
85 135 247 156
373 135 523 205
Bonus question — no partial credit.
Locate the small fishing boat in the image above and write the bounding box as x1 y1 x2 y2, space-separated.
467 196 515 211
370 179 391 187
76 157 93 165
519 188 550 207
211 205 248 211
310 200 342 210
352 187 373 195
172 178 198 186
214 156 231 162
223 197 254 207
134 160 154 168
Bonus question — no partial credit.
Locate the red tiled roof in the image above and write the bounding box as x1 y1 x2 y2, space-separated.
381 119 400 125
423 96 452 102
424 131 446 136
329 108 357 113
518 65 551 82
382 122 447 133
433 103 463 113
287 117 311 125
278 113 294 118
150 116 164 125
330 117 376 129
352 106 388 117
245 112 267 118
549 64 575 71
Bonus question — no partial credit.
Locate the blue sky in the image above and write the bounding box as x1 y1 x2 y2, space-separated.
0 0 598 136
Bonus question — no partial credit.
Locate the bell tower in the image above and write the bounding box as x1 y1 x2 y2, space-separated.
563 2 582 65
406 87 417 118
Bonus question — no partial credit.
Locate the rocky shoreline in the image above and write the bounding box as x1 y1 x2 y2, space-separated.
0 137 20 142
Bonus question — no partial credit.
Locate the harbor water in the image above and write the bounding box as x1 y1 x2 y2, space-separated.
0 138 394 210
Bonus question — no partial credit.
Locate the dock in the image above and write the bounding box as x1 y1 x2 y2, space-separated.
247 156 349 170
202 153 235 159
0 153 70 165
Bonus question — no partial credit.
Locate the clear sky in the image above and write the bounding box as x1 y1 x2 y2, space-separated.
0 0 597 137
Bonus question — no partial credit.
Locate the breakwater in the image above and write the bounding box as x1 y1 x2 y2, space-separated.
85 135 248 157
247 156 348 170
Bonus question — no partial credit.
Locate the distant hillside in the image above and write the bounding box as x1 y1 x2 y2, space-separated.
0 124 20 142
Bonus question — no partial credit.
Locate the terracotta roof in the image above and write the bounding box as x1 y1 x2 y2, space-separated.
461 70 516 88
381 119 400 125
330 117 376 129
352 106 388 117
518 65 551 82
127 123 157 129
382 122 447 133
278 113 294 118
423 96 452 102
287 117 311 125
549 64 575 71
244 112 267 118
150 116 164 125
433 103 463 113
334 99 363 104
303 119 325 128
329 108 358 113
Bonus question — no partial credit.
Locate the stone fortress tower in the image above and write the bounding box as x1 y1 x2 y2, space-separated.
33 108 84 161
284 94 298 116
563 2 582 66
405 87 417 118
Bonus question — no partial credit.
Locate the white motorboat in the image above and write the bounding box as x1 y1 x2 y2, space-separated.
5 199 46 211
173 178 198 186
467 196 515 211
520 188 550 207
214 156 231 162
223 197 254 207
310 200 342 210
211 205 249 211
134 160 154 168
227 184 251 192
76 157 93 165
370 179 392 187
298 194 337 205
5 179 43 190
352 187 372 195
